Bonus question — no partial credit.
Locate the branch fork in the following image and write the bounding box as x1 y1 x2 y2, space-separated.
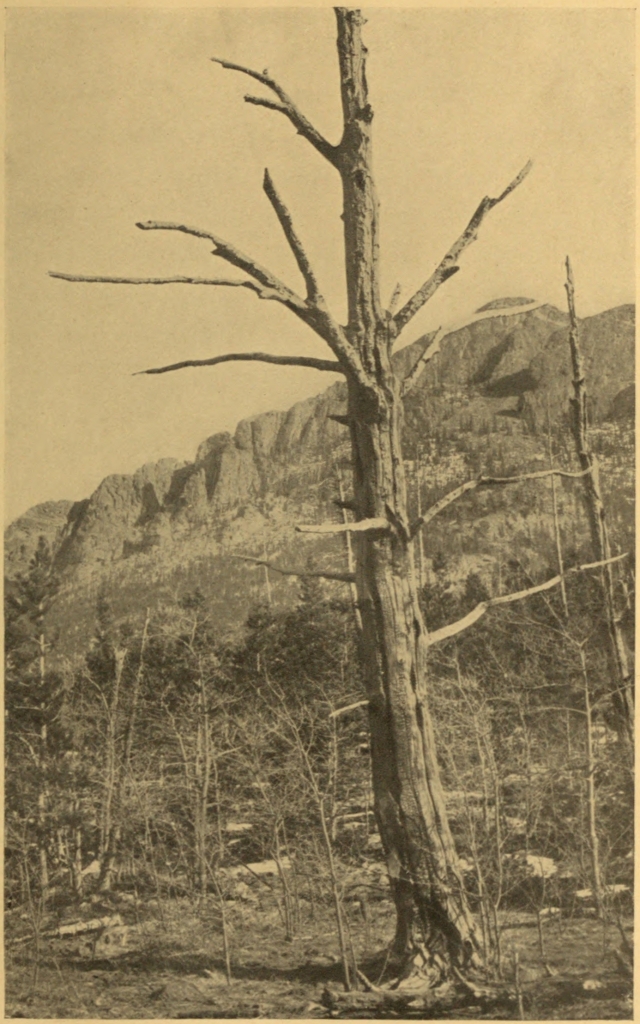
211 56 339 167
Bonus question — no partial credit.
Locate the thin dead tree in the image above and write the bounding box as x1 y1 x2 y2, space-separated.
97 645 126 892
546 398 569 618
35 595 50 900
565 258 634 744
334 462 363 632
50 8 624 994
99 609 150 892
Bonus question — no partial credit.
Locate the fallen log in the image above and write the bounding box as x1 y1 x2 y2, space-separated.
10 913 124 945
55 914 124 937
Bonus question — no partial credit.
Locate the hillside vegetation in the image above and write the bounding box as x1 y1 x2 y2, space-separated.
4 301 634 1018
6 304 634 654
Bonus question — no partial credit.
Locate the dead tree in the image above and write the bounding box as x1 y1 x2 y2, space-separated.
50 8 624 992
99 610 150 892
565 258 634 745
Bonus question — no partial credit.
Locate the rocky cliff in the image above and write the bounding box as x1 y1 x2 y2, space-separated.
6 302 634 652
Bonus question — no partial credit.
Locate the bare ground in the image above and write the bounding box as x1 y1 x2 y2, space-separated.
4 892 633 1020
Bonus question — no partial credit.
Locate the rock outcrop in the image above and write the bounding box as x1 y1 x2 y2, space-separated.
6 303 634 653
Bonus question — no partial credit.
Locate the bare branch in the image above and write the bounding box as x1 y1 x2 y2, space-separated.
565 256 589 445
263 169 322 303
135 219 309 311
477 466 591 486
135 352 343 377
235 554 355 584
296 517 389 535
427 554 627 647
49 270 295 303
52 226 365 381
329 699 369 719
393 161 532 337
402 327 444 395
211 56 339 166
410 467 592 538
131 221 365 380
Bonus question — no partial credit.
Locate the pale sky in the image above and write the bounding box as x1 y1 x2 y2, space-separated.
5 7 635 524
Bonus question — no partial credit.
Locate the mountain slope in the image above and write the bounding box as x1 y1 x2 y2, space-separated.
6 303 634 652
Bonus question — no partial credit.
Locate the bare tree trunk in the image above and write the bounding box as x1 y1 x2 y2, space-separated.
99 647 126 891
53 4 539 991
122 610 150 775
416 466 426 590
565 259 634 744
194 694 212 897
37 621 49 901
72 824 84 898
547 400 569 618
212 750 233 983
101 612 150 892
262 528 272 607
318 795 352 991
273 824 295 942
335 463 362 631
578 646 604 918
336 10 483 979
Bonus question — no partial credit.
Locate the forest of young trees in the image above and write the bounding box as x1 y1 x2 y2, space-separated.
5 525 633 1011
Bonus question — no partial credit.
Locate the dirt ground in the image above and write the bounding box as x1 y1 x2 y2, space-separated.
4 890 633 1020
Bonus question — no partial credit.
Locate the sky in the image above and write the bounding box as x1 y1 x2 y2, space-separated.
5 6 635 524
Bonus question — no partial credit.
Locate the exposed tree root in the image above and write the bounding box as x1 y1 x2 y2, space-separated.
321 983 459 1018
322 979 514 1019
322 947 514 1019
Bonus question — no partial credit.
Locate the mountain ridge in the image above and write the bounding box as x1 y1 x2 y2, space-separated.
5 301 634 652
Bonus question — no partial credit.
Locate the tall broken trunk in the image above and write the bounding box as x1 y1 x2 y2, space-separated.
565 258 634 746
337 9 483 978
53 3 536 989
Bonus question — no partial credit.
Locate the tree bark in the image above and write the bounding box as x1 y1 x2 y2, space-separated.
335 8 483 980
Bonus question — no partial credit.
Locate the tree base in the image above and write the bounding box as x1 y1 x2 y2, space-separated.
322 981 513 1019
321 947 514 1019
